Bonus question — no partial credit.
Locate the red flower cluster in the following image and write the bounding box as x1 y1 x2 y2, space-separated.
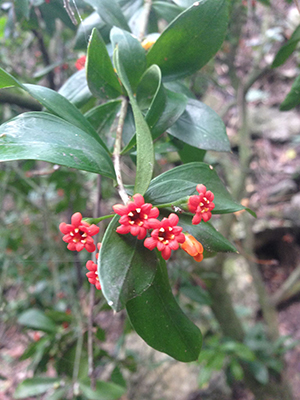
75 55 86 71
59 212 99 252
113 194 159 240
188 184 215 224
86 260 101 290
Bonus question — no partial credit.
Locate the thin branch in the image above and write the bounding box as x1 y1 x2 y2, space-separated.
63 0 78 25
113 96 129 204
139 0 152 41
0 90 42 111
32 29 56 90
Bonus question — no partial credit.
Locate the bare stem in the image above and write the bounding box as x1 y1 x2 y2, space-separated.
139 0 152 41
113 96 129 204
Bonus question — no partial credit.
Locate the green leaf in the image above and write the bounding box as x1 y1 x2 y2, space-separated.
39 0 76 32
180 283 212 305
175 141 206 163
14 378 63 399
0 67 108 150
168 98 230 152
247 361 269 384
177 213 237 253
152 1 184 23
114 36 154 195
136 64 166 128
145 162 244 214
85 0 130 32
59 70 93 108
126 256 202 362
280 74 300 111
87 28 123 100
0 112 116 179
272 25 300 68
99 216 158 312
146 0 228 81
79 379 126 400
14 0 30 20
74 12 109 50
230 359 244 381
122 88 187 154
17 309 57 333
111 27 147 93
85 100 121 150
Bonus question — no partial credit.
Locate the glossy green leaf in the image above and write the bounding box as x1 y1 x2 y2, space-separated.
18 309 57 333
126 256 202 362
146 0 228 81
136 64 166 128
39 0 76 32
85 0 130 31
111 27 147 92
15 0 30 20
0 67 107 150
79 379 126 400
14 378 63 399
0 112 115 179
114 37 154 195
280 74 300 111
145 162 244 214
152 1 184 23
177 213 237 253
272 25 300 68
58 70 93 108
85 100 121 149
87 28 123 100
99 216 158 312
176 141 206 163
74 12 109 50
247 361 269 384
168 98 230 152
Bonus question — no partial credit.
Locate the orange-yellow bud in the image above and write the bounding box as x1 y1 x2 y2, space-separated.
180 233 203 262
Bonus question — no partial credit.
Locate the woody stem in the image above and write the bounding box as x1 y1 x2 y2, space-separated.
113 96 129 204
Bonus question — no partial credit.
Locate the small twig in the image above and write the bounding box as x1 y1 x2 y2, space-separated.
113 96 129 204
63 0 78 25
271 263 300 306
139 0 152 41
0 90 42 111
88 175 102 390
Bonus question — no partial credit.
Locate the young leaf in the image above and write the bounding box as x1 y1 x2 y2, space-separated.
14 378 64 399
98 216 158 312
272 24 300 68
146 0 229 81
111 27 147 92
280 74 300 111
144 162 245 214
136 64 166 128
168 98 230 152
126 256 202 362
0 112 116 179
87 28 123 100
85 0 130 32
113 36 154 195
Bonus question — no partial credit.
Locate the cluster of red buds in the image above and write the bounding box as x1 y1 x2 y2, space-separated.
59 185 215 290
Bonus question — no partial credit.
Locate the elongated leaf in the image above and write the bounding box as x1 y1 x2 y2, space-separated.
126 256 202 362
111 27 147 92
99 216 158 312
39 0 76 31
145 162 244 214
18 309 57 333
177 213 237 253
79 379 126 400
176 142 206 163
136 64 166 128
74 12 109 50
59 70 93 108
14 378 63 399
0 112 115 179
85 100 121 149
87 28 122 99
0 68 108 150
280 74 300 111
85 0 130 31
168 98 230 152
114 37 154 195
147 0 228 80
272 25 300 68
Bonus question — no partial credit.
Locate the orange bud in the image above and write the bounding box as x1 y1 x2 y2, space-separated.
180 234 203 263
